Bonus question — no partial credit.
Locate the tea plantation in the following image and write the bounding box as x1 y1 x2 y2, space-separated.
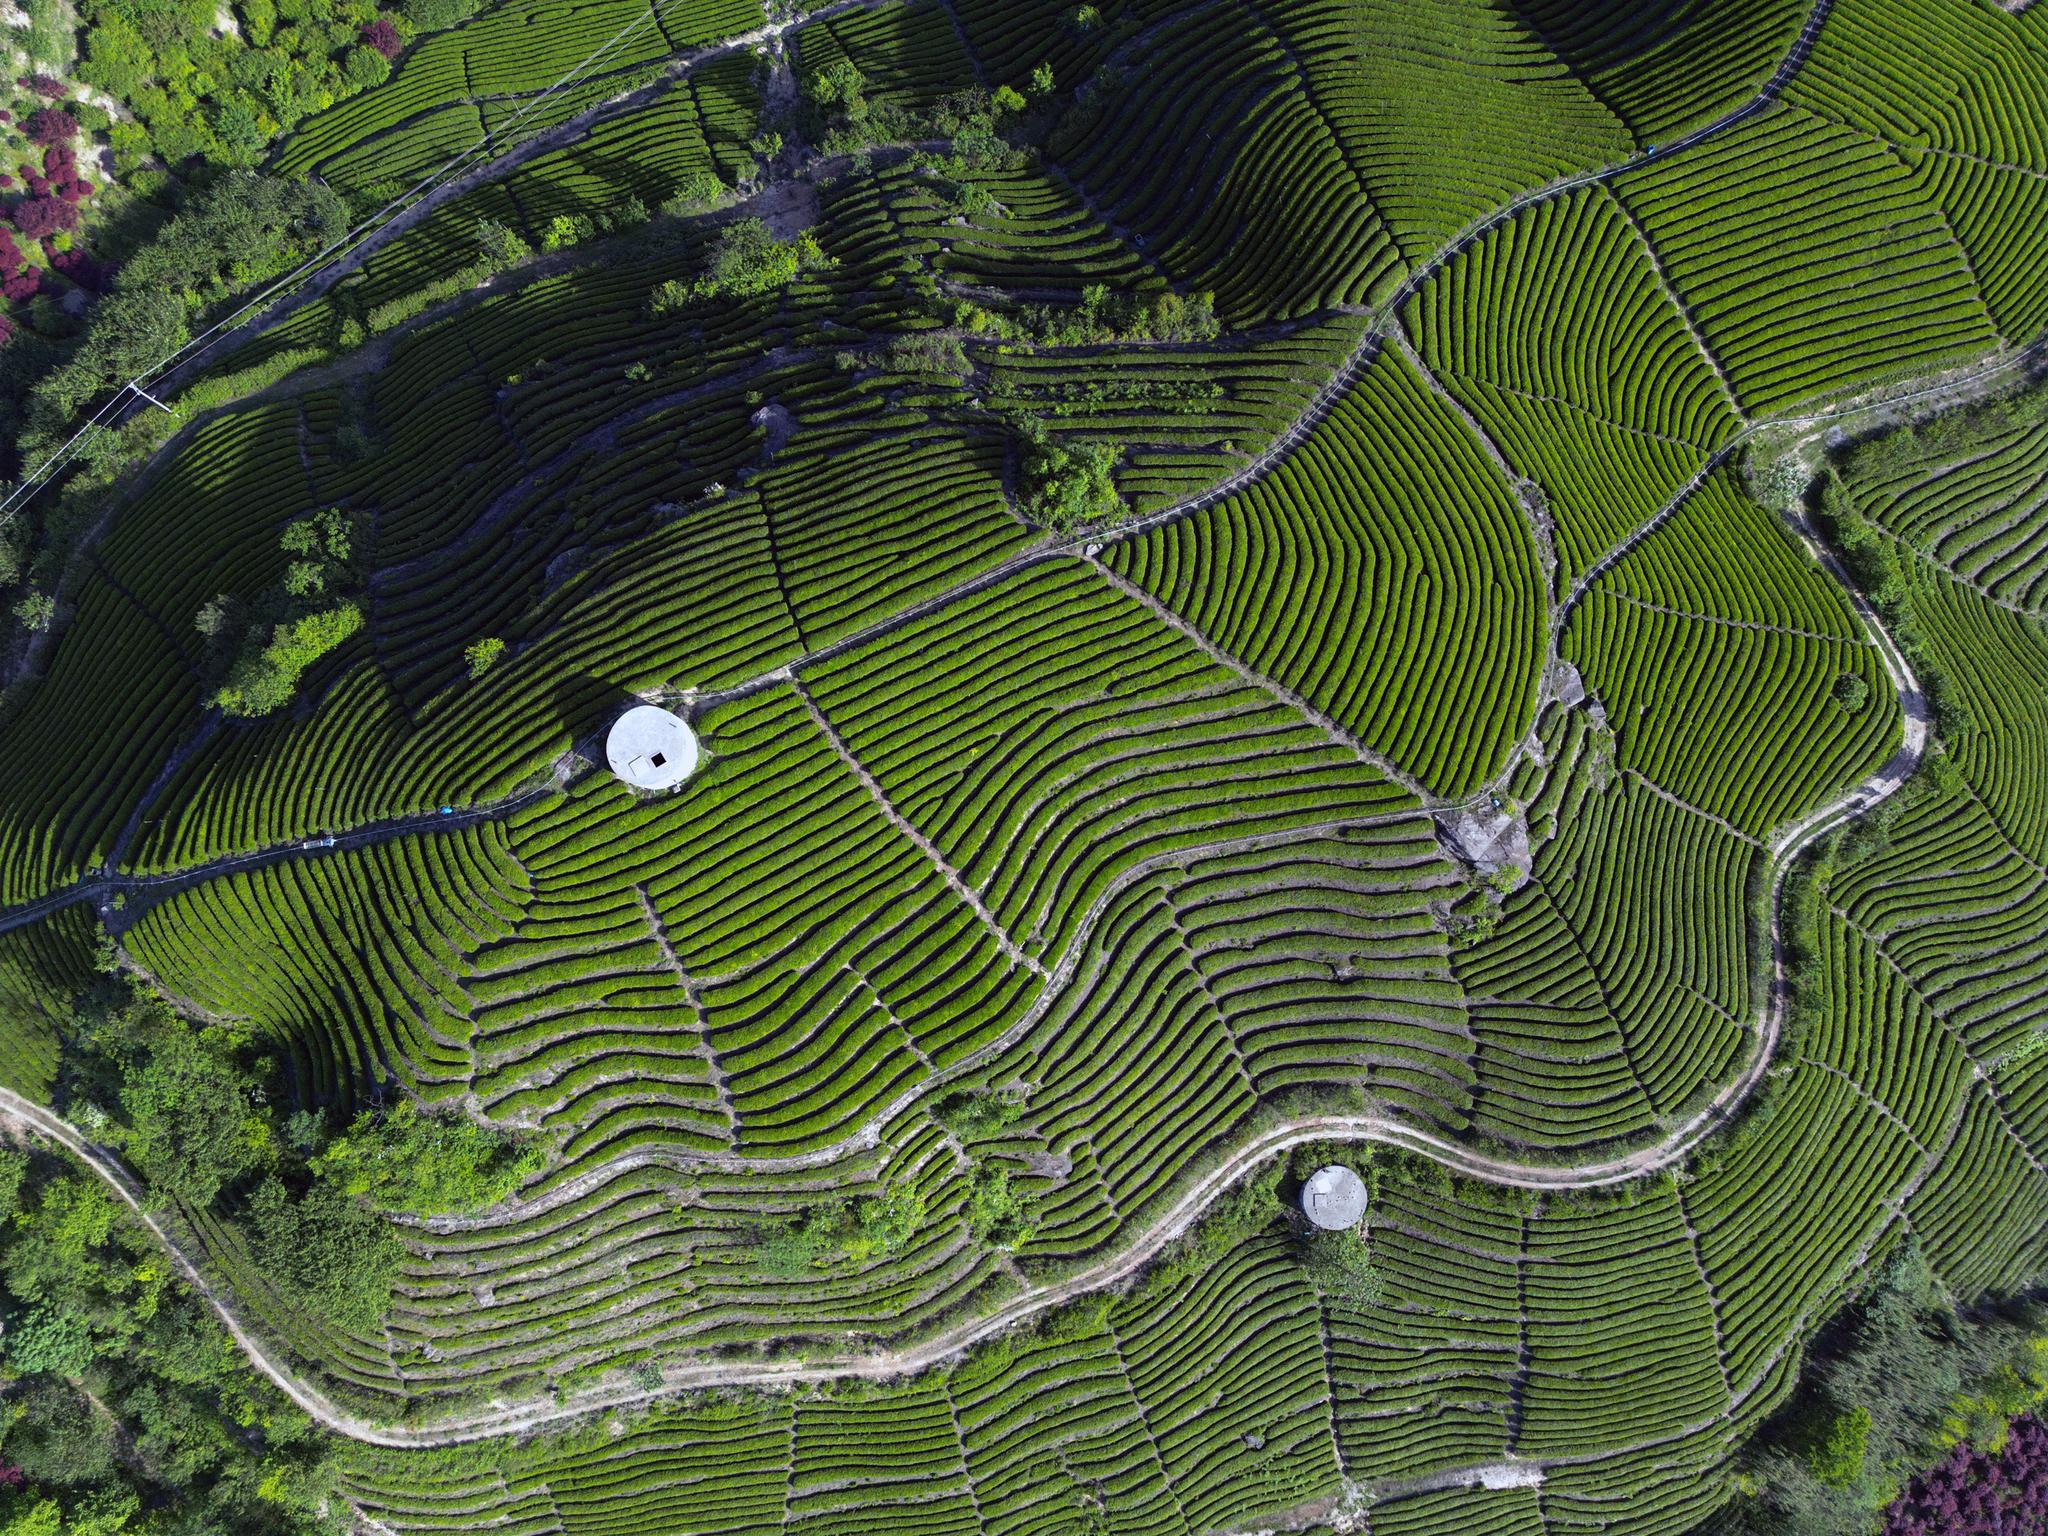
0 0 2043 1531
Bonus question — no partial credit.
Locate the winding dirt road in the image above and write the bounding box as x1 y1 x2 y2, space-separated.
0 501 1931 1447
0 0 2028 1455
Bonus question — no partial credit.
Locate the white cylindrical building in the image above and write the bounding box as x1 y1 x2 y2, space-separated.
1301 1164 1368 1230
606 704 700 791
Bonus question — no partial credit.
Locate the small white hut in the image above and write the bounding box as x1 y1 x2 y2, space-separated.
605 705 699 791
1301 1164 1368 1231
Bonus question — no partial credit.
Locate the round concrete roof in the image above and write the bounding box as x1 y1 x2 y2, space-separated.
1302 1164 1368 1230
606 705 699 791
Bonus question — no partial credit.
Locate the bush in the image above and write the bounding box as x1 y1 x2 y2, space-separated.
464 635 505 678
1805 1404 1873 1489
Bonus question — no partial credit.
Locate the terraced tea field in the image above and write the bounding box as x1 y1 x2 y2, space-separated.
0 0 2044 1530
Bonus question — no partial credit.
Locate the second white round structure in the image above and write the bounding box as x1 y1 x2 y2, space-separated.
1301 1164 1368 1230
606 704 700 791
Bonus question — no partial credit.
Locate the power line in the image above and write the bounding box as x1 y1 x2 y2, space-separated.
0 0 809 530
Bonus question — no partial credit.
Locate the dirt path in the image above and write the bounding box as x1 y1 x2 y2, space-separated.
0 0 2026 1453
0 523 1932 1447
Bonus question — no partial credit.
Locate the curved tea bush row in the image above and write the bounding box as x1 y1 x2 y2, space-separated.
1104 346 1546 799
976 314 1366 514
1514 0 1809 144
1784 0 2048 342
975 821 1467 1261
806 559 1417 965
1046 0 1402 322
487 686 1038 1155
1455 706 1756 1152
346 1233 1338 1536
1612 105 2000 413
1406 184 1744 582
1282 0 1630 259
0 400 317 906
822 153 1160 304
0 904 95 1100
269 0 761 189
792 0 976 114
1829 390 2048 635
125 822 530 1108
1563 472 1900 836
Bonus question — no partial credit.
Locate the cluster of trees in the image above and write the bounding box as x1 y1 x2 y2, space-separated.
646 216 831 315
1010 414 1121 531
948 283 1220 350
6 172 347 473
76 0 413 172
754 1177 930 1277
0 1142 347 1536
311 1097 542 1215
1880 1410 2048 1535
798 65 1050 164
59 981 541 1337
1819 385 2048 742
1716 1244 2048 1534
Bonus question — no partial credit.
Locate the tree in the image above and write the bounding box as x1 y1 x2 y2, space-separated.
4 1304 97 1377
192 594 232 640
212 602 363 717
360 16 403 57
803 59 866 115
117 1026 267 1209
464 635 505 678
342 44 392 90
0 1381 117 1487
312 1097 542 1215
11 591 54 632
1833 673 1870 712
1804 1403 1872 1489
21 108 76 145
474 217 531 273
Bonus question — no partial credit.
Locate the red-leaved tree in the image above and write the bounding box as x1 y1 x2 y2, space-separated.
23 107 76 145
10 194 78 239
1882 1413 2048 1535
361 17 403 57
